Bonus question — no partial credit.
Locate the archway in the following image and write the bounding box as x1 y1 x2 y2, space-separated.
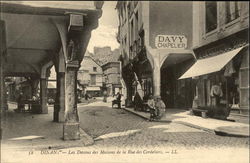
160 53 195 109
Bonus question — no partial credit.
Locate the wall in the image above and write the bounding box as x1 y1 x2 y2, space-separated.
149 1 193 49
78 54 103 87
194 1 249 48
102 62 121 85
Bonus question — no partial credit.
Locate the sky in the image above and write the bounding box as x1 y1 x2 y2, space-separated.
87 1 120 53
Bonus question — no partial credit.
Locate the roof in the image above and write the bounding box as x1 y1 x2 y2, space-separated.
101 61 120 68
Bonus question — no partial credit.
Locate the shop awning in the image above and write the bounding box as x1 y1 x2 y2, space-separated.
179 46 244 79
86 86 100 91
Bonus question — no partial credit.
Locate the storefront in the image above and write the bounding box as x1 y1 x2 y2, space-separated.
180 30 249 119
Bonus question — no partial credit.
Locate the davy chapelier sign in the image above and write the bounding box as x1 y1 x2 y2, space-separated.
155 35 187 49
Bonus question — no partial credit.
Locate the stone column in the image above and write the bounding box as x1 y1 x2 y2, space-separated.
0 70 5 111
126 81 133 107
153 66 161 97
63 61 80 140
0 21 8 111
54 72 65 122
40 78 48 114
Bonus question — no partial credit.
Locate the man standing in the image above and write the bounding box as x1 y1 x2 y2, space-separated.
116 92 122 109
16 91 25 112
103 90 107 102
147 95 156 121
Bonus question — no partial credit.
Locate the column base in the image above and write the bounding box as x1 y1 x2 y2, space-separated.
53 110 65 122
41 106 48 114
58 111 65 122
53 109 59 122
63 122 80 140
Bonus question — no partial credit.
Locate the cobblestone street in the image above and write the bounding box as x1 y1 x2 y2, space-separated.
78 102 249 149
1 101 249 163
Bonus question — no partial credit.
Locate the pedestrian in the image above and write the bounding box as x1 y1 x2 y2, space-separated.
103 90 107 102
15 91 25 112
147 95 156 121
85 93 89 103
116 92 122 109
134 91 143 111
154 96 166 120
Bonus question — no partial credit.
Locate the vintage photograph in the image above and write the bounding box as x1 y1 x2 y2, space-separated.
0 1 249 163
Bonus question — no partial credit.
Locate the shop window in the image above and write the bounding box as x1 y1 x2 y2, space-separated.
225 1 240 23
205 2 218 33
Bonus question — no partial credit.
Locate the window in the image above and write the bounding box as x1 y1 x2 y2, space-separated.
130 20 134 45
90 75 96 85
134 1 138 7
93 67 97 72
124 37 127 48
123 3 126 21
205 2 217 33
135 12 139 40
127 3 131 17
225 1 240 23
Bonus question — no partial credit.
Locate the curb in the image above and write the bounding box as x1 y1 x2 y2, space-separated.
214 126 249 137
79 128 94 146
124 107 249 137
123 108 172 123
173 121 215 133
123 108 148 120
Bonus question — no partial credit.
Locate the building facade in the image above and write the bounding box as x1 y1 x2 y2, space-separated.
78 51 103 97
102 61 122 96
180 2 249 121
116 1 195 108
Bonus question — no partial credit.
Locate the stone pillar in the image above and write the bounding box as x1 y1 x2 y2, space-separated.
0 70 5 111
54 72 65 122
126 81 133 107
0 20 7 111
153 66 161 97
0 75 8 111
63 61 80 140
40 78 48 114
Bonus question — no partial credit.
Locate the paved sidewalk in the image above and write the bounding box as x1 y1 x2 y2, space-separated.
124 107 249 137
1 102 94 151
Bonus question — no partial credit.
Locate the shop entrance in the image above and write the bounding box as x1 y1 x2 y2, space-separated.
161 66 194 109
160 54 195 109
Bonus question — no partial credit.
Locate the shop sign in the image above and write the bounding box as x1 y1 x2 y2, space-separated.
155 35 187 49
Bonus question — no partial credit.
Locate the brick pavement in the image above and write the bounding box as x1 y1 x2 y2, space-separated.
78 102 249 149
1 101 249 163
